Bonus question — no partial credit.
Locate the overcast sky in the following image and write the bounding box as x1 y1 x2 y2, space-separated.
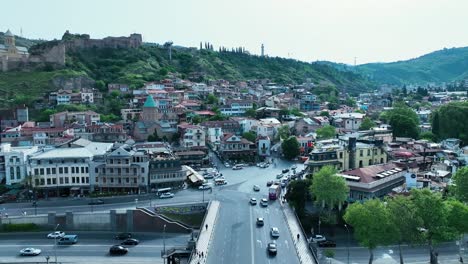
2 0 468 64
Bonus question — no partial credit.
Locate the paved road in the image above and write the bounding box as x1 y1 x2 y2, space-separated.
0 232 190 263
206 154 304 264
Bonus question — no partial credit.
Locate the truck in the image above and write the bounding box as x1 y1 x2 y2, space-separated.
268 184 281 200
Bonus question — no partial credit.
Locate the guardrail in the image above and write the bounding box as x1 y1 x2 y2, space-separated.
291 207 320 264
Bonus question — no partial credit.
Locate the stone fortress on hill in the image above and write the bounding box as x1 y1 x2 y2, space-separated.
1 29 142 72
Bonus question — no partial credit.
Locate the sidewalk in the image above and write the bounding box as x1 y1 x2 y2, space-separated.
281 201 318 264
189 200 220 264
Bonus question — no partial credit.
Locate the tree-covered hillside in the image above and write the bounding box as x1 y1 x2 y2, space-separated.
357 47 468 85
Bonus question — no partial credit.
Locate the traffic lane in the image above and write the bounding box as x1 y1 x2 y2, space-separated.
0 232 190 246
206 191 252 264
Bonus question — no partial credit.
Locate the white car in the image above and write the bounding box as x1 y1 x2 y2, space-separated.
270 227 280 238
311 234 327 242
224 162 231 168
20 248 41 256
250 198 257 205
260 198 268 207
199 184 212 190
47 231 65 239
159 192 175 199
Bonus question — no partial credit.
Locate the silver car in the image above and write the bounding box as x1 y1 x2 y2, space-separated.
20 248 41 256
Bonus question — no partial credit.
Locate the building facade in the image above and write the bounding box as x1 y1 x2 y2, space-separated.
149 152 186 189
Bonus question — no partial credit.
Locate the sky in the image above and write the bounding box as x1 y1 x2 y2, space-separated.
2 0 468 65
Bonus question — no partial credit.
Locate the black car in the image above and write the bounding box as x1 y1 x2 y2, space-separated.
121 238 139 245
282 169 290 174
109 245 128 255
88 199 104 205
318 240 337 247
267 243 277 255
256 217 264 226
115 233 132 240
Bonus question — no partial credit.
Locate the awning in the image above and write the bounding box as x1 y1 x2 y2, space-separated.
188 174 199 183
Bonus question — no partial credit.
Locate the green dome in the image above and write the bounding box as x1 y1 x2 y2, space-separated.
143 95 156 108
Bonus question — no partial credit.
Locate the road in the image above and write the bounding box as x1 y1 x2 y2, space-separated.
206 155 304 264
0 232 190 263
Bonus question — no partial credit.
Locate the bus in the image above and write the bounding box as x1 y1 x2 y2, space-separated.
268 184 281 200
156 188 172 196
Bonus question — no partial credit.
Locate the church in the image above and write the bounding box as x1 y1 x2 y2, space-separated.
0 29 29 59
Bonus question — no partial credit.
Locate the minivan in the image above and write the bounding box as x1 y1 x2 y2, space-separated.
58 235 78 245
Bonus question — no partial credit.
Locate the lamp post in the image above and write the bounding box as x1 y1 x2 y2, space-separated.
32 201 37 216
135 198 138 208
54 224 60 264
163 224 167 264
344 224 350 264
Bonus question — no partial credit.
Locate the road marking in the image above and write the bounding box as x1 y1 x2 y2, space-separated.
285 240 289 249
256 240 263 248
249 203 255 264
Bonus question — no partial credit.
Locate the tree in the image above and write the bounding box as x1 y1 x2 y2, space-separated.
432 102 468 145
431 111 440 136
310 166 349 211
277 125 291 140
316 125 336 140
382 105 420 138
452 167 468 202
242 131 257 142
244 108 257 118
205 93 219 105
147 131 161 142
359 117 376 131
344 199 395 264
419 131 437 142
319 111 330 117
446 199 468 263
386 196 423 264
411 189 456 264
281 136 300 160
345 97 357 107
284 179 311 218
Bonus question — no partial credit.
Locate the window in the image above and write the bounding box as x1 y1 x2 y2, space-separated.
359 160 363 168
10 169 14 180
134 178 137 184
339 152 343 159
71 167 75 173
65 178 69 184
126 168 129 173
81 167 84 173
95 168 98 173
110 178 114 183
81 177 85 183
52 168 56 174
367 149 371 156
72 177 76 184
86 177 89 183
141 168 145 173
381 158 384 163
52 178 57 185
64 167 68 173
34 168 39 175
40 169 44 175
46 168 51 175
359 150 363 157
60 178 63 184
47 178 51 185
85 167 88 173
126 178 130 183
40 179 45 185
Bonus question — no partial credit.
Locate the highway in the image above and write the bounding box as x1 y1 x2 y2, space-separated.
0 232 190 263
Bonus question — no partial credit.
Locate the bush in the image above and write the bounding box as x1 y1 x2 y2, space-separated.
1 223 40 232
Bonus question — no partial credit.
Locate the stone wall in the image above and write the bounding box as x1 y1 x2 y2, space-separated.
52 75 95 90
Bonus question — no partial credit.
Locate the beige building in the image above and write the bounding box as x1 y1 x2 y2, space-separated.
0 30 29 59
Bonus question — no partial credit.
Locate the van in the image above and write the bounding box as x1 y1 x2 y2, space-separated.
58 235 78 245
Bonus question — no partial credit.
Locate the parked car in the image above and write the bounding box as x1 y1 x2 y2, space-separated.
260 198 268 207
115 233 132 240
270 227 280 238
256 217 264 226
276 174 283 179
267 243 277 255
47 231 65 239
159 192 175 199
253 185 260 192
109 245 128 255
224 162 231 168
88 199 104 205
318 240 336 247
19 248 41 256
121 238 139 245
266 181 273 187
311 234 326 242
250 198 257 205
282 169 290 174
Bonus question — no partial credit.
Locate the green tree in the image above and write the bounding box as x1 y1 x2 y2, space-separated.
290 108 305 117
284 179 311 218
446 199 468 263
452 167 468 202
319 111 330 117
383 105 420 138
345 97 357 107
242 131 257 142
310 166 349 211
359 117 376 131
205 93 219 105
147 131 161 142
344 199 395 264
419 131 437 142
277 125 291 140
281 136 300 160
316 125 336 140
411 189 456 264
244 108 257 118
432 102 468 145
386 196 423 264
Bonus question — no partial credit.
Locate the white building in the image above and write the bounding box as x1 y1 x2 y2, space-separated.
257 118 282 138
180 125 206 148
333 113 365 131
0 144 39 185
206 127 223 148
257 136 271 157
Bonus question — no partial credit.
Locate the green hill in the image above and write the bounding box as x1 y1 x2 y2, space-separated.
0 40 376 109
357 47 468 85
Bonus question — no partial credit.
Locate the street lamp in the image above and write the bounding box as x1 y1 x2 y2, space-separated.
135 198 138 208
54 224 60 264
344 224 350 264
163 224 167 264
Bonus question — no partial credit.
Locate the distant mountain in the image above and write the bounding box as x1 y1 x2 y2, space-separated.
357 47 468 85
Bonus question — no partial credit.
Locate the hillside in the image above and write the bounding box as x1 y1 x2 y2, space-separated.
0 31 44 48
0 39 376 109
357 47 468 85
